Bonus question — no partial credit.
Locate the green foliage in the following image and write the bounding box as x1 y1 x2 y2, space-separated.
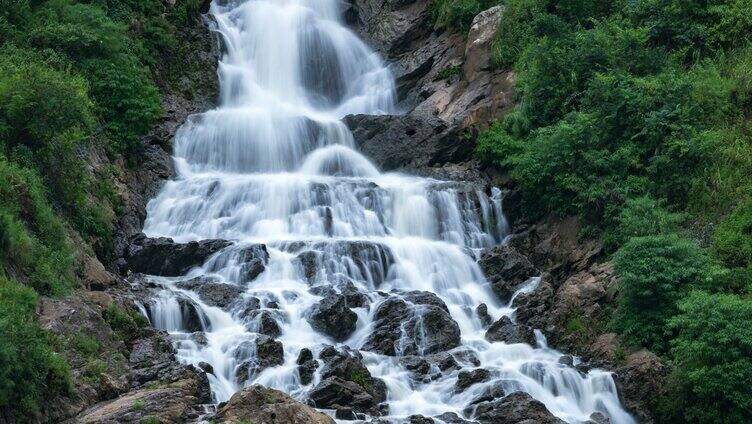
103 303 147 342
0 277 72 421
612 235 712 353
604 196 684 251
0 159 73 295
437 65 463 80
714 200 752 268
659 291 752 423
431 0 500 32
349 370 371 389
132 399 145 411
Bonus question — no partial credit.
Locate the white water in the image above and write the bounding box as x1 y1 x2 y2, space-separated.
139 1 635 423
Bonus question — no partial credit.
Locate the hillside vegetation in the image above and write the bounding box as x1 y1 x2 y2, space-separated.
0 0 204 420
460 0 752 421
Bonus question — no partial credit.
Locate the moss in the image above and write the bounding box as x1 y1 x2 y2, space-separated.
132 399 145 411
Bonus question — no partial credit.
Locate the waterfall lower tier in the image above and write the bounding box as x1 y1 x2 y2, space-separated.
137 0 635 422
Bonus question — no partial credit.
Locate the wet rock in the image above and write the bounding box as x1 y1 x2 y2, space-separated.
175 276 243 309
237 244 270 282
215 385 335 424
295 240 394 287
336 407 358 420
468 392 565 424
399 352 459 382
476 303 493 327
309 376 382 415
234 336 284 383
434 412 476 424
452 348 481 367
479 245 538 303
198 361 214 375
558 355 574 367
468 382 507 406
408 415 435 424
143 296 207 332
613 350 668 424
242 309 283 338
455 368 491 393
485 316 536 345
363 291 461 356
306 294 358 341
587 412 611 424
296 348 318 385
125 234 232 276
344 112 466 172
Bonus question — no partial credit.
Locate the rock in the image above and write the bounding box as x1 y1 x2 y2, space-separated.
306 294 358 341
463 6 505 83
314 346 387 410
175 276 243 309
408 415 435 424
215 385 335 424
455 369 491 393
434 412 476 424
613 350 667 424
587 412 611 424
362 291 461 356
143 296 207 332
242 309 283 338
336 407 358 420
294 240 394 287
234 336 284 383
309 376 383 414
125 234 232 276
76 374 210 424
476 303 493 327
296 348 318 385
468 392 565 424
344 112 466 172
479 245 538 303
399 352 459 382
485 316 536 345
198 361 214 375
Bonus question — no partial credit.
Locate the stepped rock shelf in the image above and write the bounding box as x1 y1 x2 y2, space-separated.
122 0 635 422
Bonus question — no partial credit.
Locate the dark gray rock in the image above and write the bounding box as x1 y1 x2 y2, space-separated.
434 412 477 424
125 234 232 276
467 392 565 424
363 291 461 356
455 368 491 393
175 276 243 309
234 336 284 383
296 348 318 385
399 352 459 382
479 245 538 303
306 294 358 341
476 303 493 328
485 316 536 345
408 415 435 424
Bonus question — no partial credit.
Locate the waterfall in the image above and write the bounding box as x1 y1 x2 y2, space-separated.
139 1 635 423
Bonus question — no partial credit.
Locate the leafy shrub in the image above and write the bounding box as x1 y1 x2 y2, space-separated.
661 291 752 423
0 159 73 295
714 199 752 267
604 196 684 251
612 234 712 353
0 277 72 420
431 0 499 32
103 303 148 342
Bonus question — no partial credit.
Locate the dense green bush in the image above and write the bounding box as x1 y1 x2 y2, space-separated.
714 200 752 267
0 277 72 421
604 196 684 251
612 235 713 353
660 291 752 423
431 0 500 31
0 160 73 295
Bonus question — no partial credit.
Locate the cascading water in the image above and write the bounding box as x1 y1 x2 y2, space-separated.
138 0 635 422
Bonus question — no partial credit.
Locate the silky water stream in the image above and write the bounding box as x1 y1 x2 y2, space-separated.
137 1 635 422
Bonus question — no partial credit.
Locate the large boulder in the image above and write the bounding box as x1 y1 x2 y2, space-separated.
175 276 243 309
399 352 459 383
485 316 536 345
478 245 538 303
362 291 461 356
308 346 387 415
124 234 232 276
215 385 335 424
234 336 285 383
306 294 358 341
467 392 565 424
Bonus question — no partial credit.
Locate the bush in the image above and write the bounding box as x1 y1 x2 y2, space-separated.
103 303 148 342
660 291 752 423
431 0 499 32
0 159 73 295
714 199 752 267
0 277 72 421
604 196 684 251
612 234 712 353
